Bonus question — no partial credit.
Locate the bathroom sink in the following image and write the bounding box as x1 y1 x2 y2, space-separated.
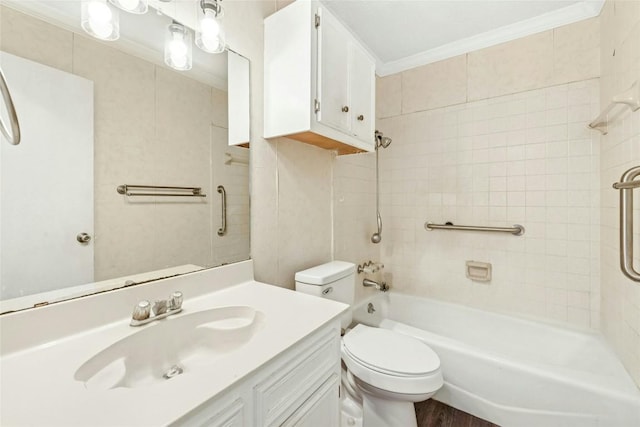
74 306 265 390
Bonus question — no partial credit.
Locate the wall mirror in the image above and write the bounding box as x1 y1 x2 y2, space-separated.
0 0 251 313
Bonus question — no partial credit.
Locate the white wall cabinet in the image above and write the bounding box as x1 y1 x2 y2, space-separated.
264 0 375 154
176 322 341 427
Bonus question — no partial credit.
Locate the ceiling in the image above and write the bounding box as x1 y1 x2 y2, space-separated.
322 0 605 76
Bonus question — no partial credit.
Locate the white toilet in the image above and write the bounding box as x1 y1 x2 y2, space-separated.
295 261 443 427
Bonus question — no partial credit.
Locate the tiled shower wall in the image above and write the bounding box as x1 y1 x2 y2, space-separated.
333 151 380 301
377 81 601 328
599 0 640 386
349 16 603 329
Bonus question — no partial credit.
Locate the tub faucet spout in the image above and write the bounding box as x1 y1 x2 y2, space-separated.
363 278 388 292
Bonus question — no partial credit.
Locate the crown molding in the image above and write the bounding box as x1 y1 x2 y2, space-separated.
376 0 605 77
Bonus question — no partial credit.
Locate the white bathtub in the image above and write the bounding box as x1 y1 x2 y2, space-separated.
352 292 640 427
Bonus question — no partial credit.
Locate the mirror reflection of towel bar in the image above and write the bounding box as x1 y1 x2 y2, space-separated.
217 185 227 236
117 185 206 197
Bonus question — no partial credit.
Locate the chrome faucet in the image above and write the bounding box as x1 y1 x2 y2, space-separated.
363 278 389 292
130 291 183 326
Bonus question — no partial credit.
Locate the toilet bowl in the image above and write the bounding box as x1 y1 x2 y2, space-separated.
295 261 443 427
341 324 443 427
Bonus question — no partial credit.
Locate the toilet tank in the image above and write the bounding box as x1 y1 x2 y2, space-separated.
295 261 356 329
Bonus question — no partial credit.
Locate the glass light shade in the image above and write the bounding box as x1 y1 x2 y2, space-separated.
164 23 193 71
195 8 225 54
108 0 148 14
81 0 120 41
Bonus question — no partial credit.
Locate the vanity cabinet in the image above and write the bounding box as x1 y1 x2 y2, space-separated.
264 0 376 154
177 323 341 427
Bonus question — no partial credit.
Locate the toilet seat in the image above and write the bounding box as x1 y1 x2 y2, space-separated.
342 324 443 395
343 324 440 376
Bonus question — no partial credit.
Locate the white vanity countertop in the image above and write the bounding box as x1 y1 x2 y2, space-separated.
0 270 347 426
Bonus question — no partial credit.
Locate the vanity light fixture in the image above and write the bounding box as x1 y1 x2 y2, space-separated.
108 0 148 14
196 0 225 54
165 21 193 71
81 0 227 71
81 0 120 41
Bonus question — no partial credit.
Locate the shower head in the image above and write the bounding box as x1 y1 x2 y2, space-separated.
379 136 392 148
374 130 392 149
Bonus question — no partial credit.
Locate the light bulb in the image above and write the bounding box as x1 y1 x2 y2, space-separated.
169 39 188 68
115 0 140 11
164 23 192 71
81 0 119 40
200 35 223 53
109 0 148 14
201 16 220 37
88 1 112 21
196 9 225 54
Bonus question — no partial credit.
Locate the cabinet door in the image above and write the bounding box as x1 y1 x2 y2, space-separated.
177 398 244 427
281 374 340 427
348 42 375 146
316 7 350 133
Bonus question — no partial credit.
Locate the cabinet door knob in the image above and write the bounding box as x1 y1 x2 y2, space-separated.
341 106 349 113
76 233 92 243
357 115 364 121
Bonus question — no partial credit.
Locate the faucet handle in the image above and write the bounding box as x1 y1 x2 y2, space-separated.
132 300 151 321
169 291 183 310
358 261 385 274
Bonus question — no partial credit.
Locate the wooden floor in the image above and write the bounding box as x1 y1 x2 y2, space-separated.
415 400 500 427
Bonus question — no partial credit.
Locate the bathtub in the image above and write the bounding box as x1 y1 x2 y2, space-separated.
352 292 640 427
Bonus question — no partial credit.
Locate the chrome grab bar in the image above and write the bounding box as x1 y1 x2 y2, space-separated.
217 185 227 236
0 67 21 145
425 222 525 236
117 184 206 197
613 165 640 282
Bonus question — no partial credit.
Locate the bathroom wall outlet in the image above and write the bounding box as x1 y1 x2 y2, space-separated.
466 261 491 282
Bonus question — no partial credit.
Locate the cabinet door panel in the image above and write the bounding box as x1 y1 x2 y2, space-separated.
349 43 375 145
254 329 338 427
316 7 350 132
281 374 340 427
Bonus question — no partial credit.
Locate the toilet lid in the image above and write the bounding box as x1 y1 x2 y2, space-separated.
343 324 440 376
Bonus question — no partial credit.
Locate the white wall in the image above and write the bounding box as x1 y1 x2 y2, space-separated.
599 0 640 387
